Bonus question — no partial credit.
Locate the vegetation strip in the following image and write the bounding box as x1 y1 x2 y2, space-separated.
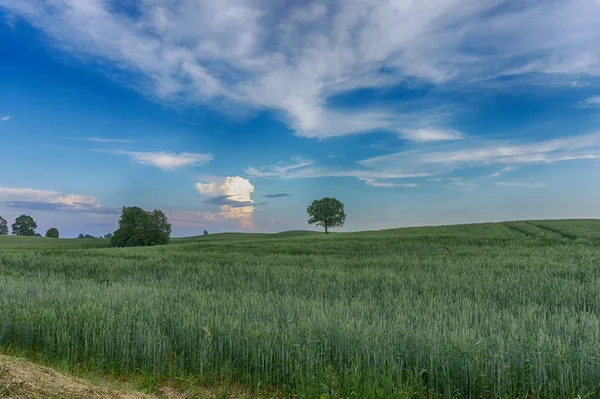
1 220 600 398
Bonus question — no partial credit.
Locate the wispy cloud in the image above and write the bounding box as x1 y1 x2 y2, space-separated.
361 132 600 174
249 132 600 188
0 115 11 122
486 166 519 178
263 193 292 198
86 137 135 143
246 156 428 187
3 0 599 138
579 95 600 108
358 178 418 188
195 176 256 228
449 181 478 191
0 187 117 214
496 181 546 188
399 128 464 142
108 150 214 170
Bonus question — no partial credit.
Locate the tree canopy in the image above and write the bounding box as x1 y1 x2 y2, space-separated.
11 215 37 236
45 228 60 238
0 216 8 235
307 197 346 234
111 206 172 247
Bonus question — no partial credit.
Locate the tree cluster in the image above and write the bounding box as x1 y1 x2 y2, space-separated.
0 214 61 238
77 234 104 239
111 206 171 247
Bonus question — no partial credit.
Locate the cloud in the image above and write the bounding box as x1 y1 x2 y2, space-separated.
361 132 600 174
486 166 519 178
249 132 600 187
203 195 254 208
449 181 478 191
86 137 135 143
496 181 545 188
0 115 11 122
399 128 464 142
263 193 292 198
358 178 418 188
195 176 256 228
579 95 600 108
3 0 600 138
246 156 428 186
0 187 117 214
109 150 213 170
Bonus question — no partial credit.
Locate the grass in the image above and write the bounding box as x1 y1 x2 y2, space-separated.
1 219 600 398
0 235 110 250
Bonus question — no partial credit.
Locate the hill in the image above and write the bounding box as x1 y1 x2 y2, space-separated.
1 219 600 398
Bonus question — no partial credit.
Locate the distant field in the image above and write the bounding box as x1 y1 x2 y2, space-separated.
0 235 110 250
1 219 600 398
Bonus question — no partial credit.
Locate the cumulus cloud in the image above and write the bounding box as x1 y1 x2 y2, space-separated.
579 95 600 108
195 176 256 228
109 150 214 170
3 0 599 138
0 187 117 214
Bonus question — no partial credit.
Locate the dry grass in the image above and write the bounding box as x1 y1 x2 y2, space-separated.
0 355 151 398
0 355 282 399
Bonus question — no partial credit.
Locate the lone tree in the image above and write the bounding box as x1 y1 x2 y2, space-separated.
0 216 8 235
11 215 37 236
203 230 208 236
307 197 346 234
111 206 172 247
45 228 59 238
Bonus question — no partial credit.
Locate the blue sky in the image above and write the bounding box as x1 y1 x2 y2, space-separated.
1 0 600 237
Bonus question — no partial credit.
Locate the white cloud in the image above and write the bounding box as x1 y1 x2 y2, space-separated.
86 137 135 143
358 178 418 188
3 0 599 138
249 132 600 187
361 132 600 174
496 181 546 188
449 181 478 191
0 115 11 122
246 156 428 189
579 95 600 108
400 128 464 142
195 176 256 228
0 187 115 213
110 150 213 170
486 166 518 178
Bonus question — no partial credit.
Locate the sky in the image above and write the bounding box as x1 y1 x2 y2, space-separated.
1 0 600 237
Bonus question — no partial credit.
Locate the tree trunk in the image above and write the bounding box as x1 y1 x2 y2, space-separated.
325 225 328 234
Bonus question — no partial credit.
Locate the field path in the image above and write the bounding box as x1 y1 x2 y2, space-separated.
501 221 575 240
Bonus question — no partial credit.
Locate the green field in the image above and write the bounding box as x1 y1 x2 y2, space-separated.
1 219 600 398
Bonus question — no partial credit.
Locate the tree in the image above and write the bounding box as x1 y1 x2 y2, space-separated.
111 206 172 247
103 233 113 240
203 230 208 236
307 197 346 234
0 216 8 235
77 234 85 239
45 228 59 238
11 215 37 236
34 233 42 237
